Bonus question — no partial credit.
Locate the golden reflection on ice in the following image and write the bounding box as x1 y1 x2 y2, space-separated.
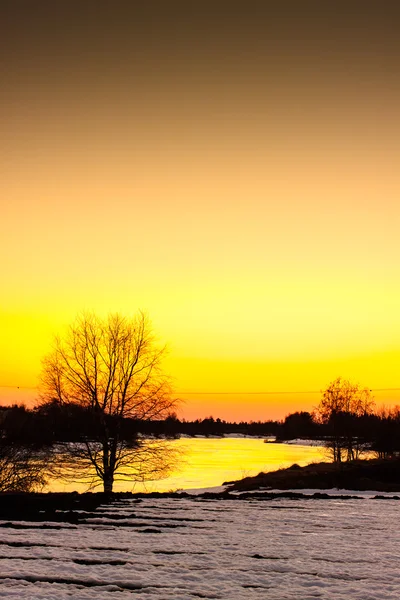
46 438 325 493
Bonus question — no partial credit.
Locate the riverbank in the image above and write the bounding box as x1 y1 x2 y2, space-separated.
224 458 400 492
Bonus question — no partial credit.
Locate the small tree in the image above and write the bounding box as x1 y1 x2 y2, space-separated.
0 442 47 492
0 406 48 492
40 312 178 492
371 406 400 458
316 377 374 462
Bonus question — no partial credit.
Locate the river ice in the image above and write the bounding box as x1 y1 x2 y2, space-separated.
0 494 398 599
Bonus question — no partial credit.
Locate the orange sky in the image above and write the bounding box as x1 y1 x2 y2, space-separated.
1 3 400 420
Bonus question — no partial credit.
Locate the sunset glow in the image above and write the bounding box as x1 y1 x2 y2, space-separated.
1 4 400 420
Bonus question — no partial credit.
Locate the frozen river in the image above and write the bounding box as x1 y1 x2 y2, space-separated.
0 493 399 599
48 437 326 493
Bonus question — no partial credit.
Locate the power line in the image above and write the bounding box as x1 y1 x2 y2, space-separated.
1 385 400 395
0 385 38 390
178 390 320 395
369 388 400 392
177 388 400 395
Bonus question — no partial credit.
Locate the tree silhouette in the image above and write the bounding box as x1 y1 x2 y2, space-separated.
316 377 374 462
40 312 178 492
0 405 48 492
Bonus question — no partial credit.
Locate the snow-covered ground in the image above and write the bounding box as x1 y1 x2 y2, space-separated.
282 438 323 446
0 494 399 599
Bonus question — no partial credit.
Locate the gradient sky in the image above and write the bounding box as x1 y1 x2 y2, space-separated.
1 2 400 420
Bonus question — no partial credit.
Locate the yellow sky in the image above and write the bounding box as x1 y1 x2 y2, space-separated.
1 4 400 420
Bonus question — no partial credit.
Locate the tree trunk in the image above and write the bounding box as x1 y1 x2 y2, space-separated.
102 439 115 493
103 472 114 493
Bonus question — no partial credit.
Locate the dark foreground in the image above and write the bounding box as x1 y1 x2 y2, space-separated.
0 459 399 524
0 489 375 525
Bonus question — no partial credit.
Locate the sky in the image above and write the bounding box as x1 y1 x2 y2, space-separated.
1 2 400 421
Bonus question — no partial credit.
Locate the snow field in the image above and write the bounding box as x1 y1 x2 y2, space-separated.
0 496 398 599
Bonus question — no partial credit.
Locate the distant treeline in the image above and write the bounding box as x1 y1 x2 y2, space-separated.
0 402 279 442
1 402 400 458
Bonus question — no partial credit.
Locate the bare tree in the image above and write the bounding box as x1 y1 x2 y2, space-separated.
0 443 47 492
315 377 374 462
0 406 48 492
40 312 178 492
